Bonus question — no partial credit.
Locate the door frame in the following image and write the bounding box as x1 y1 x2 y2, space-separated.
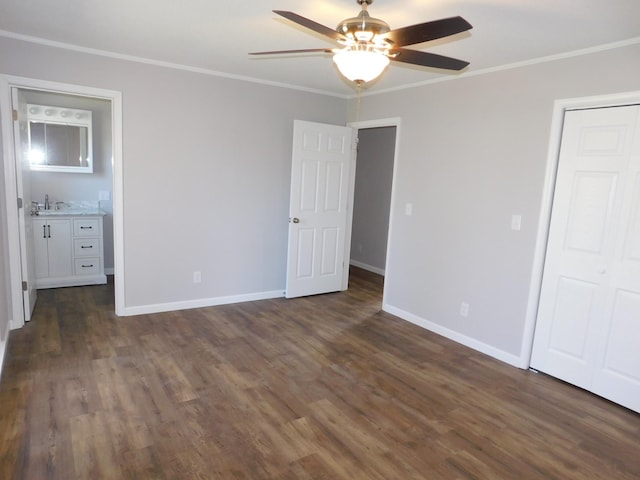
0 75 125 327
348 117 401 307
521 90 640 368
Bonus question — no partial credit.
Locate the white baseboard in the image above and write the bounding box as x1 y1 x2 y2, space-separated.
350 259 385 276
36 274 107 289
383 303 526 369
120 289 285 316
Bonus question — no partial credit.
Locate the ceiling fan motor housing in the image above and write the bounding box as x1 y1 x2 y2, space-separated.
337 0 391 45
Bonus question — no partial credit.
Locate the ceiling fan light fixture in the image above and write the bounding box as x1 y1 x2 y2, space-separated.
333 46 389 83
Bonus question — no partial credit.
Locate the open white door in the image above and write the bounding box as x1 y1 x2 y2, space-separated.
12 88 37 320
531 105 640 413
286 120 356 298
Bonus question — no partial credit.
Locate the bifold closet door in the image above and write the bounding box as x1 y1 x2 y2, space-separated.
531 104 640 413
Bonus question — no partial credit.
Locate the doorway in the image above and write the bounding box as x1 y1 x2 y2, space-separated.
1 75 124 327
284 118 399 301
20 89 114 270
350 126 396 276
349 118 400 305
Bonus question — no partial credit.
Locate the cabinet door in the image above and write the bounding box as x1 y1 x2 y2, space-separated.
32 218 50 279
47 219 73 278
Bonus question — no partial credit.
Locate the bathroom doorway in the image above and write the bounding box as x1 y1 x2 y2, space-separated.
1 75 124 327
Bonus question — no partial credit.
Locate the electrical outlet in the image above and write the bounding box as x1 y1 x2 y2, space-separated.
460 302 469 317
193 271 201 284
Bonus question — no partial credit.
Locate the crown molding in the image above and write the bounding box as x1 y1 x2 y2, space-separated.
0 29 351 99
1 29 638 100
358 37 640 98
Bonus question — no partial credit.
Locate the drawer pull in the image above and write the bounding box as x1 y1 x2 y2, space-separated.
81 264 94 268
81 245 93 249
80 226 93 229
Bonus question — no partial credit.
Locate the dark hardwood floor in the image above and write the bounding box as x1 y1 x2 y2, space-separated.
0 267 638 479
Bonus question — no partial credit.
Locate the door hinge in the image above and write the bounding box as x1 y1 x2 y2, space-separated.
12 109 18 121
22 281 28 291
17 197 23 209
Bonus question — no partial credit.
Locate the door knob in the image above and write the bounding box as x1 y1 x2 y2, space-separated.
291 217 300 224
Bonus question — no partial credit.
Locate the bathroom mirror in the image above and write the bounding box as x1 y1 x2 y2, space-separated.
27 104 93 173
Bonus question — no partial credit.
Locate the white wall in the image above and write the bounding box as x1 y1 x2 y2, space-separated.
355 43 640 364
0 37 347 312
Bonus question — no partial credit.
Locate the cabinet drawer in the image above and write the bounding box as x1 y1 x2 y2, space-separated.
74 258 101 275
74 238 100 257
73 218 100 236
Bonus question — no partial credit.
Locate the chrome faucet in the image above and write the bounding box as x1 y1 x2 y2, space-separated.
44 194 50 210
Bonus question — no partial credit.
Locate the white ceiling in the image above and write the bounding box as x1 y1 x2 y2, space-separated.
1 0 639 97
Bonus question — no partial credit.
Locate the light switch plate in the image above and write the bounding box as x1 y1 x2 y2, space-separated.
99 190 111 201
405 203 413 216
511 214 522 231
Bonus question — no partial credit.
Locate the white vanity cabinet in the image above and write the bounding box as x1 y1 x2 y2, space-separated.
33 218 73 280
32 214 107 288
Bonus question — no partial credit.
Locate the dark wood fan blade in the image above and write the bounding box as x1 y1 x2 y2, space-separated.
273 10 347 42
386 16 472 47
250 48 335 55
389 48 469 71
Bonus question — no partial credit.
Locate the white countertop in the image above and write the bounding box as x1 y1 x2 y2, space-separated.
34 208 106 217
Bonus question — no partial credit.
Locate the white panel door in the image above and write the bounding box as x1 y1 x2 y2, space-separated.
531 105 640 412
12 88 37 320
286 120 355 298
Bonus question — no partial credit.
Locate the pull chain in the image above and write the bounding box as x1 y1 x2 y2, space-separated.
353 81 363 154
354 80 363 124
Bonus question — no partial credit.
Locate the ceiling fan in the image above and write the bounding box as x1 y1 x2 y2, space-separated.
250 0 472 85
